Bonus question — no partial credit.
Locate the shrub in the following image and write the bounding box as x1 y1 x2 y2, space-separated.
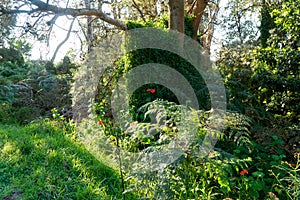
0 57 77 124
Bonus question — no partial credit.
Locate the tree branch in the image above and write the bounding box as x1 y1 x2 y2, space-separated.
186 0 209 40
2 0 127 30
50 18 75 63
132 0 146 22
29 0 127 30
0 8 39 15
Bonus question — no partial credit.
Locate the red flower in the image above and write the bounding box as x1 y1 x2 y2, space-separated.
240 169 249 176
97 120 104 125
289 163 295 167
146 88 156 94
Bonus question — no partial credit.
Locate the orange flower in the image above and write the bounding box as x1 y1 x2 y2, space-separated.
146 88 156 94
240 169 248 176
97 120 104 125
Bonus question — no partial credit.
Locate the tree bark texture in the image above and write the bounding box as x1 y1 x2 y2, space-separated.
168 0 185 33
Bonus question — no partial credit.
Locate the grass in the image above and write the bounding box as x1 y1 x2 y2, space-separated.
0 118 298 200
0 121 126 200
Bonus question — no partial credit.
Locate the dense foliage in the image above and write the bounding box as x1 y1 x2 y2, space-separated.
217 0 299 157
0 0 299 199
96 16 210 122
254 0 300 123
0 47 76 124
89 2 299 198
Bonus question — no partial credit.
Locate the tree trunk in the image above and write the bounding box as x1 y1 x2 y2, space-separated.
168 0 185 33
201 0 220 53
84 0 93 52
187 0 209 40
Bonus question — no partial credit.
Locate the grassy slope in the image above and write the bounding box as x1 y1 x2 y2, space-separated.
0 121 124 200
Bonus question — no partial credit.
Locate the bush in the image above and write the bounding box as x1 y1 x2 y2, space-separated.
0 56 77 124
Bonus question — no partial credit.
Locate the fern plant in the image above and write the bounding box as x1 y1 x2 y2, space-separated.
121 99 256 199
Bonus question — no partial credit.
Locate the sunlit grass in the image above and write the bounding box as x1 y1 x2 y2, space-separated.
0 121 128 199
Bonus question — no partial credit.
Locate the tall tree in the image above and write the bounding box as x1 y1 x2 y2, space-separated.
199 0 220 53
130 0 166 21
0 0 127 35
168 0 185 33
254 0 300 122
186 0 209 40
221 0 261 47
0 0 216 58
168 0 214 52
0 0 127 61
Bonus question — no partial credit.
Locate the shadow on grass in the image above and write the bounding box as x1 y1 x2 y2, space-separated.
0 122 135 200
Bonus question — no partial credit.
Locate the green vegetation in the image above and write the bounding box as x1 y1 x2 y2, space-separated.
0 0 299 199
0 114 299 199
94 100 299 199
0 121 126 199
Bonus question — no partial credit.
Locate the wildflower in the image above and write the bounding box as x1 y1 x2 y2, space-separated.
240 169 249 176
97 120 104 125
146 88 156 94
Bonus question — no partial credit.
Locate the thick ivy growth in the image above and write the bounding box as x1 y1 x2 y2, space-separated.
102 16 210 122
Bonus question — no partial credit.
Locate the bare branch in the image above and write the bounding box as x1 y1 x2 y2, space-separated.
77 19 89 42
28 0 127 30
0 8 39 15
1 0 127 30
51 18 75 63
46 15 59 47
132 0 146 22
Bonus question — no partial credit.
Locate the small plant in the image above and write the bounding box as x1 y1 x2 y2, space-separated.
271 153 300 200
